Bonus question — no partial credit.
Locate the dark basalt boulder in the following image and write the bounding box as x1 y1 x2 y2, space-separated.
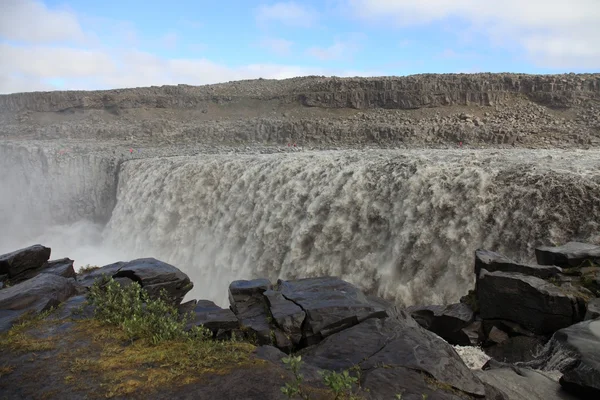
586 298 600 320
536 242 600 268
0 273 77 332
475 249 562 279
0 244 51 282
79 258 192 305
477 269 586 335
42 258 76 279
408 302 474 346
529 319 600 398
300 311 487 399
228 279 273 345
263 289 305 345
186 299 239 336
278 277 388 346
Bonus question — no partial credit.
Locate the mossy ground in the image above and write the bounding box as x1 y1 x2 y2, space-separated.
0 312 265 399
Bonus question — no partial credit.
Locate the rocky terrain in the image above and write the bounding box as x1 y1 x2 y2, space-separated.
2 73 600 399
1 241 599 399
1 73 600 148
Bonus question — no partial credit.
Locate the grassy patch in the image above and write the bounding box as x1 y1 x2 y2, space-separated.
0 364 15 377
78 264 100 274
62 319 257 397
0 309 59 353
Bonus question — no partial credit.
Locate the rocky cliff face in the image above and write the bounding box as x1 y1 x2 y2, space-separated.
1 73 599 113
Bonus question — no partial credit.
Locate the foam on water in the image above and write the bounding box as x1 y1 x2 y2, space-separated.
3 147 600 307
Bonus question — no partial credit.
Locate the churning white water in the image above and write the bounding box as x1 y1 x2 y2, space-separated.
3 146 600 307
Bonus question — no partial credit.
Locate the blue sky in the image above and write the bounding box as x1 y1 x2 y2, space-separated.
1 0 599 93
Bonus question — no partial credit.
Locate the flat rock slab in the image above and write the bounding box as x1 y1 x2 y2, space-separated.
301 312 486 398
0 244 51 279
536 242 600 268
408 302 474 346
187 299 239 333
79 258 192 305
0 273 76 332
279 277 388 344
477 269 586 335
475 366 579 400
475 249 562 279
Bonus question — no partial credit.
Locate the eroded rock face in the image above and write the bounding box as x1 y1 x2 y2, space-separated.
301 312 486 399
0 273 77 332
79 258 192 305
278 277 388 345
536 242 600 268
475 249 562 279
477 269 586 335
408 302 475 346
228 279 273 345
0 244 51 282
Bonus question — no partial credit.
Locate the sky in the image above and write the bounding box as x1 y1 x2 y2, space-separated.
0 0 599 94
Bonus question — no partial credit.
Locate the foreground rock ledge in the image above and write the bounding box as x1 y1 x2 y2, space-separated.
2 242 600 399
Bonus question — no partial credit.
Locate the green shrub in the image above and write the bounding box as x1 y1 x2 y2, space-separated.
88 276 207 345
320 369 359 400
281 355 309 399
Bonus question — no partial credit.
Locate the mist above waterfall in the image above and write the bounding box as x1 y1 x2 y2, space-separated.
2 145 600 307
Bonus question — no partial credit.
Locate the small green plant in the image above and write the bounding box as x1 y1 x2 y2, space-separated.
281 355 309 399
88 275 210 345
320 369 359 400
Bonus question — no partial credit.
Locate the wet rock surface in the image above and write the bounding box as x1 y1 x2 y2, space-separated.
2 242 600 399
0 244 51 282
0 273 77 332
79 258 192 305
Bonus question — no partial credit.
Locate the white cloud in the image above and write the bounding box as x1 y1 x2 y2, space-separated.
349 0 600 68
0 0 84 43
256 2 318 27
259 37 294 55
159 32 179 49
0 41 373 94
306 34 365 61
0 1 372 94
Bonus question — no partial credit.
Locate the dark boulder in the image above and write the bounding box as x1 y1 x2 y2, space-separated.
529 319 600 398
477 269 586 335
42 258 76 278
484 336 546 364
186 299 239 336
475 249 562 279
408 302 474 346
475 364 579 400
0 244 51 281
79 258 192 305
536 242 600 268
279 277 388 346
586 298 600 320
301 312 486 399
263 289 305 345
228 279 272 344
0 273 77 332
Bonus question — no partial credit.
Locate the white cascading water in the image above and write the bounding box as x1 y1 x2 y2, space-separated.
101 149 600 306
3 145 600 308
